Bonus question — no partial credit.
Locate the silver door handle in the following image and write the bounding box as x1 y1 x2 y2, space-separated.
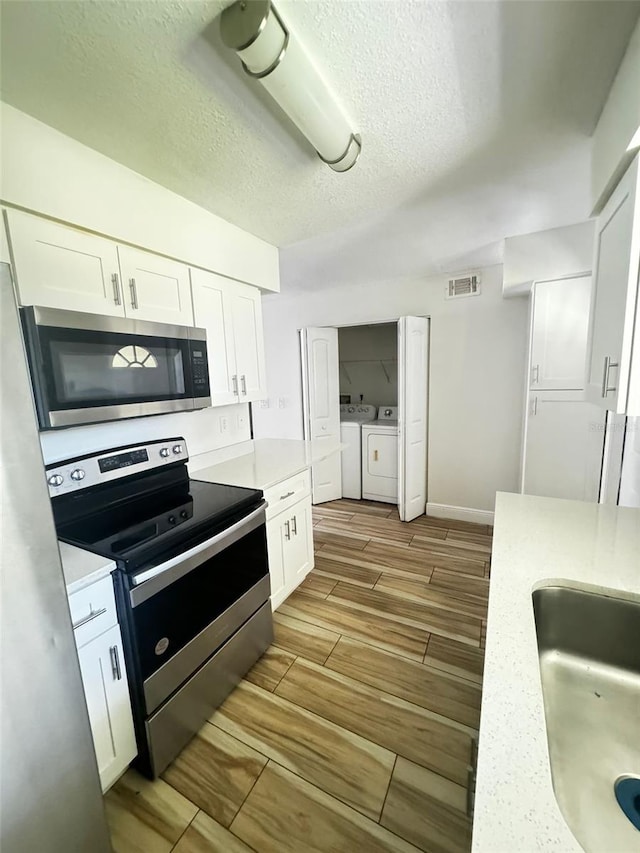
111 273 121 306
601 356 619 397
232 375 238 395
280 490 295 501
284 520 291 540
129 277 138 310
241 375 247 395
291 515 297 536
72 607 107 631
109 645 122 681
532 364 539 384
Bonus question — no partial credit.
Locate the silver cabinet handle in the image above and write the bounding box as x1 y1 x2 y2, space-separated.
109 645 122 681
72 606 107 631
532 364 539 384
280 490 295 501
601 356 619 397
111 273 121 306
129 277 138 310
291 515 297 536
232 375 238 396
241 375 247 395
284 520 291 541
530 396 538 416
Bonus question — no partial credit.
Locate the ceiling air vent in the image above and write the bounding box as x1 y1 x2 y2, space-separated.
446 274 481 299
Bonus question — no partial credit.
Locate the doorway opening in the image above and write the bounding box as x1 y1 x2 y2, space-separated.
301 317 430 522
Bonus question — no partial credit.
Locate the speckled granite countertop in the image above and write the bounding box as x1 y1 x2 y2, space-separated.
472 492 640 852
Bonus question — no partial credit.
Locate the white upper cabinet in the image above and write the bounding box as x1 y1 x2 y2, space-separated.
586 155 640 414
191 269 266 405
6 210 125 317
231 282 267 401
530 276 591 390
117 245 193 326
190 268 238 406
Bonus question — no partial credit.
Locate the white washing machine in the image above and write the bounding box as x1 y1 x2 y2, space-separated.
339 404 377 499
361 406 398 503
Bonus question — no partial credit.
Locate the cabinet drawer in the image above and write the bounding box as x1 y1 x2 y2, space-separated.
68 576 117 648
264 469 311 520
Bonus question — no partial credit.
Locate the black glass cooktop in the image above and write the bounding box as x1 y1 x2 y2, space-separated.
54 468 263 572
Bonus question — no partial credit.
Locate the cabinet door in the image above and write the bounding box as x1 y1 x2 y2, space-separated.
6 210 125 316
285 499 314 587
117 245 193 326
266 513 287 610
523 391 605 501
586 155 640 412
531 276 591 390
231 283 267 402
190 268 239 405
77 624 137 792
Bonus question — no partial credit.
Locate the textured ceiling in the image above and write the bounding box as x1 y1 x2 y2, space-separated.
1 0 639 290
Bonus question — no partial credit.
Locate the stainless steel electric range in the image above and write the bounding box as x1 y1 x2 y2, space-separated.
48 437 272 778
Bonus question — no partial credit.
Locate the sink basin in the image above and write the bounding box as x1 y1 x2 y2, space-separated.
532 585 640 852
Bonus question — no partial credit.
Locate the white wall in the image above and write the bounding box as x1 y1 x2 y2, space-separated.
592 20 640 212
0 103 280 292
503 220 595 296
40 403 251 467
253 266 528 514
338 324 398 407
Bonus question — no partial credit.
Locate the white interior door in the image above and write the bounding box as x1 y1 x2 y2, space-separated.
301 327 341 504
398 316 429 521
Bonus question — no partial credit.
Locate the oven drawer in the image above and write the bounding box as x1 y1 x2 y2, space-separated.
144 600 273 777
264 469 311 520
68 576 117 648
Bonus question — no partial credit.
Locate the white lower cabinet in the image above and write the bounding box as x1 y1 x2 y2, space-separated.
77 624 137 792
266 494 314 610
69 576 136 792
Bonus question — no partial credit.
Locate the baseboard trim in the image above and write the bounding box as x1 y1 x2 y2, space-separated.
426 502 494 526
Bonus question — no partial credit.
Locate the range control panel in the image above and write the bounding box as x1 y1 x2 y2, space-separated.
46 438 188 497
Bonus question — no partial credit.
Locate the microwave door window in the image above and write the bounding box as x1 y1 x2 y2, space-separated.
48 338 186 406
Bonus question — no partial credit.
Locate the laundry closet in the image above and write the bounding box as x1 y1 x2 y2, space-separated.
338 323 399 503
301 316 429 521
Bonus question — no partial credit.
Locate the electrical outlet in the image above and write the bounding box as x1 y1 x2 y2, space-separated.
237 413 247 430
259 399 270 409
278 397 286 409
219 416 228 433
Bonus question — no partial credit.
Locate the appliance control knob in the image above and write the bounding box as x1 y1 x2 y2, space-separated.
180 510 188 519
70 468 86 481
168 515 177 525
160 448 170 458
47 473 64 487
172 444 182 455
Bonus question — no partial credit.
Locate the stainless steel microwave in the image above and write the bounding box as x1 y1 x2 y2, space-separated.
21 307 211 430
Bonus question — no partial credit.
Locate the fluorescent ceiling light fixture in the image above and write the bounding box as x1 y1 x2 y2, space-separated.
220 0 361 172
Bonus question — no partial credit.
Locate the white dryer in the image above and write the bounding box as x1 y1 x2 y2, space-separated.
361 406 398 503
339 404 376 499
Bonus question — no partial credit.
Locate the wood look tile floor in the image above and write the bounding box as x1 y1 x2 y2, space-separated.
106 499 491 853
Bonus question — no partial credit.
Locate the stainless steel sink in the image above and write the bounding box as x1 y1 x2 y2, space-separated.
532 585 640 852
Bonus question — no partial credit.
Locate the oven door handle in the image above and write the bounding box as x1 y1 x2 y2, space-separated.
129 502 267 606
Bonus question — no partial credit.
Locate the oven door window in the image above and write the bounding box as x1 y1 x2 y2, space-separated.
131 523 268 684
40 327 190 409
